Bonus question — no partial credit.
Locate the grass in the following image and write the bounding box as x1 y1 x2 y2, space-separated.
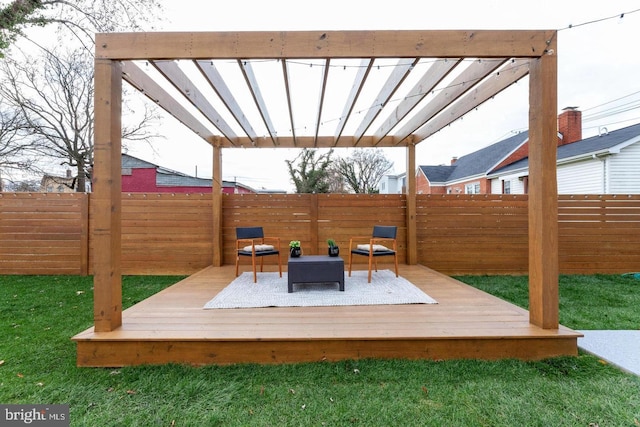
1 274 639 426
454 273 640 330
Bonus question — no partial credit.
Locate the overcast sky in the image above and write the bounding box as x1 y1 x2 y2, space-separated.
123 0 640 192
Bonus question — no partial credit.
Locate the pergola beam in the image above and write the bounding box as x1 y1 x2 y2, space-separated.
231 134 400 149
96 30 555 60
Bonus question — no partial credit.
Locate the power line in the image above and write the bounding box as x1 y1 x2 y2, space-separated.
582 90 640 112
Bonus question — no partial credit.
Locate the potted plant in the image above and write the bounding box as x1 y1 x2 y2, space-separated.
327 238 339 257
289 240 302 258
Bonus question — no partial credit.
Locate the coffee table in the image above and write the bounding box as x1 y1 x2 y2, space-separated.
287 255 344 293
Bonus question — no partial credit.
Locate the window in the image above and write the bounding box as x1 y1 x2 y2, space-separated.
503 180 511 194
465 182 480 194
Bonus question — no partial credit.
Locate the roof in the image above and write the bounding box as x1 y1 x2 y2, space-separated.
419 131 529 182
122 153 250 189
122 154 157 169
492 122 640 174
156 169 212 188
419 165 455 183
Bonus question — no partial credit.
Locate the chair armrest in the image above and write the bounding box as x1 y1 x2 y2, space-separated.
371 237 397 250
262 236 281 249
349 236 371 249
236 238 257 250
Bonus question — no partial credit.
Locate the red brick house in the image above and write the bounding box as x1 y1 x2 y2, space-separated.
121 154 256 194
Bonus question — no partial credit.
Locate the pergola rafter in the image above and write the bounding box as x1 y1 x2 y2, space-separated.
334 58 372 144
372 58 461 145
239 59 279 146
195 60 259 142
93 30 559 337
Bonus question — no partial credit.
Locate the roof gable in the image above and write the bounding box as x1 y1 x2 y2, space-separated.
420 131 529 182
122 153 158 169
419 165 456 182
493 122 640 174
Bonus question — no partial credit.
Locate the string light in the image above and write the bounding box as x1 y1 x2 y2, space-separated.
561 7 639 30
162 8 640 138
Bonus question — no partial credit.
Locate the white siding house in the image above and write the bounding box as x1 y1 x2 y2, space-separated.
489 123 640 195
608 138 640 193
556 159 604 194
491 174 526 194
378 172 406 194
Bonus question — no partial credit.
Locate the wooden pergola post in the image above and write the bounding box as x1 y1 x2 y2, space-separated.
405 140 417 265
528 48 559 329
212 139 223 266
93 58 123 332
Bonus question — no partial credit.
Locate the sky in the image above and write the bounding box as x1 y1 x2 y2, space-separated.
122 0 640 192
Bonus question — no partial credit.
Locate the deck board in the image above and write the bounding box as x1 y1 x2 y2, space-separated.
73 264 581 366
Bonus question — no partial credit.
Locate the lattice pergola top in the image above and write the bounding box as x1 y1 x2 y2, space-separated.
96 30 556 149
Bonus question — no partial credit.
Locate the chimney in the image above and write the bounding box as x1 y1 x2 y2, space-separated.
558 107 582 146
451 157 458 165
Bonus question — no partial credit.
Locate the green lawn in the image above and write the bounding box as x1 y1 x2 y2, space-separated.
454 273 640 330
1 274 639 426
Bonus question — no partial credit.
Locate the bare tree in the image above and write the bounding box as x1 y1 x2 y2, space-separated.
334 148 394 194
0 47 159 191
1 0 163 56
286 148 334 194
0 99 33 176
326 166 347 193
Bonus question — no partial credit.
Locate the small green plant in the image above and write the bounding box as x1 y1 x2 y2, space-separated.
289 240 301 248
327 239 336 247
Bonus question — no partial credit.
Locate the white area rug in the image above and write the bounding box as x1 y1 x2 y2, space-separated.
203 270 437 309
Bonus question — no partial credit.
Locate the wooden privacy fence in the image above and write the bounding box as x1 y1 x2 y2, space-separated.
93 193 214 275
0 192 89 275
1 193 639 275
222 193 406 266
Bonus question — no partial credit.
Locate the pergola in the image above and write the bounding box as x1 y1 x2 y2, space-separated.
93 30 558 333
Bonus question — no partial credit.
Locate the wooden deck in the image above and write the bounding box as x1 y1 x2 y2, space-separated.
72 264 581 367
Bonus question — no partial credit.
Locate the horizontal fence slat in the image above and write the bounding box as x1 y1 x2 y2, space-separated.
2 193 640 275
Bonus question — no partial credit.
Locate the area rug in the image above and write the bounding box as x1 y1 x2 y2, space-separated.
203 270 437 309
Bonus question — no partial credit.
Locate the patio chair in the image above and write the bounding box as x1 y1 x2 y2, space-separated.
348 225 399 283
235 226 282 283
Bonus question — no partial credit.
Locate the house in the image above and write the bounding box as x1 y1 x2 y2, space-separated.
414 130 530 194
40 170 79 193
378 172 406 194
408 108 640 195
490 121 640 194
121 153 258 194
